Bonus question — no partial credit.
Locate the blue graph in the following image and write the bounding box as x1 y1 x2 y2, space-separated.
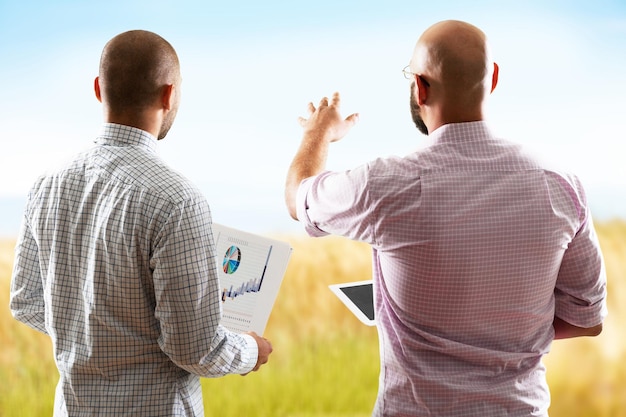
221 246 273 302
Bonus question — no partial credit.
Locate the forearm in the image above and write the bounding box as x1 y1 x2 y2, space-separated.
10 223 48 335
285 133 331 220
155 272 259 376
285 92 359 220
180 327 258 377
553 316 603 340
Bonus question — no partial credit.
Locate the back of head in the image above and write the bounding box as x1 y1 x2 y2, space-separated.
99 30 180 114
414 20 493 112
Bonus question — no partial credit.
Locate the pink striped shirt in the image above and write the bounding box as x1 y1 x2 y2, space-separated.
296 121 607 417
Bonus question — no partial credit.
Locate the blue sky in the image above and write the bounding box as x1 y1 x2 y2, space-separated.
1 0 625 235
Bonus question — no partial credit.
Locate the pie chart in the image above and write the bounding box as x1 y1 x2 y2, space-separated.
222 245 241 274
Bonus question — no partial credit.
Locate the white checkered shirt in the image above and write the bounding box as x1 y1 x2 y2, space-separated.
10 123 258 416
296 121 607 417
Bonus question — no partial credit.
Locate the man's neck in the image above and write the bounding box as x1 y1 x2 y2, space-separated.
104 110 161 139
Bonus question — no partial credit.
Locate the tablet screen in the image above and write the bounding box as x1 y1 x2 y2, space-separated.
329 280 375 326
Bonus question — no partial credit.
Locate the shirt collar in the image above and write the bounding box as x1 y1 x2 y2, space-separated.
95 123 158 153
428 121 496 145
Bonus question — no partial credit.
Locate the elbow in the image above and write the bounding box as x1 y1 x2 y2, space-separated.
284 189 299 221
285 198 297 221
588 322 603 337
287 205 298 221
553 316 604 340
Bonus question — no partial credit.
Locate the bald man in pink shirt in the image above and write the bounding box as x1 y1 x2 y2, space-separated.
285 20 606 417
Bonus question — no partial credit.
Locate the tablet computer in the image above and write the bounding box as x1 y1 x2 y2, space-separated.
328 280 375 326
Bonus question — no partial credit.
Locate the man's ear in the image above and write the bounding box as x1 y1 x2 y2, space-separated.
161 84 175 110
491 62 499 93
94 77 102 103
415 75 429 105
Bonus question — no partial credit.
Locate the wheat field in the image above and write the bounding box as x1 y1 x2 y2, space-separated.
1 221 625 416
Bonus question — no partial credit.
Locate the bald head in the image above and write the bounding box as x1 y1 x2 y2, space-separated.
98 30 180 114
409 20 497 126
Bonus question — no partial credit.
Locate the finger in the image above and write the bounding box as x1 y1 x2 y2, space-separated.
307 102 316 114
330 92 341 107
298 116 308 127
345 112 360 125
318 96 329 107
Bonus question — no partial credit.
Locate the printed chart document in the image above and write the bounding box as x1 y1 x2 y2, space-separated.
212 223 292 334
329 280 375 326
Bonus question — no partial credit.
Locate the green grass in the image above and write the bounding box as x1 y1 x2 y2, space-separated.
2 223 626 416
0 243 57 416
201 335 379 417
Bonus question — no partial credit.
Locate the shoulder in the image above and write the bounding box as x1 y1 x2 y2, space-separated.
545 169 588 217
94 143 207 207
147 163 205 205
29 145 207 210
366 154 422 177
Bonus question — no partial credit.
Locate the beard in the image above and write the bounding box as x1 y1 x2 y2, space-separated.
410 81 429 135
158 106 178 140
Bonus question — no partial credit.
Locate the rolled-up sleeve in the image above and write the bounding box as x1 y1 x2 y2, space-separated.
296 175 329 238
296 167 375 243
554 209 608 328
10 211 48 335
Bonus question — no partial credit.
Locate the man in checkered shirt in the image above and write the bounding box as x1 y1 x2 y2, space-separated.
285 20 607 416
10 30 273 416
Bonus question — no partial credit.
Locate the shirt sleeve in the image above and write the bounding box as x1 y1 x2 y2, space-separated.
554 180 608 328
150 197 258 376
296 166 376 244
10 205 49 335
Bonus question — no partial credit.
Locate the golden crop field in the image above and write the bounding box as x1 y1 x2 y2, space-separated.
1 220 625 416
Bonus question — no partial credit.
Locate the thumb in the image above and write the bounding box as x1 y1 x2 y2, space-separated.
346 113 360 126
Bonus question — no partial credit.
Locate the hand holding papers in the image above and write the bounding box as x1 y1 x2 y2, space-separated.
212 223 292 334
